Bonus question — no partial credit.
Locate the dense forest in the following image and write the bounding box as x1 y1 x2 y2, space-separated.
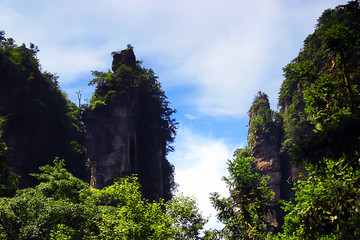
0 0 360 239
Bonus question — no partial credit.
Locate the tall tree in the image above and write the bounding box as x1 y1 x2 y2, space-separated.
209 148 275 240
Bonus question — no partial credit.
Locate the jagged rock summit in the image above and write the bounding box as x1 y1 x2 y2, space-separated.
111 47 137 71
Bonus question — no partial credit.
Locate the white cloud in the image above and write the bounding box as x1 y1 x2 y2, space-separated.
38 47 107 84
184 114 199 120
168 125 240 230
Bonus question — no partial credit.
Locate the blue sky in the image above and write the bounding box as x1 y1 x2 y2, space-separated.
1 0 349 230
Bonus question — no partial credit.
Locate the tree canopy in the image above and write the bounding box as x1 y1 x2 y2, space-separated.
0 159 207 239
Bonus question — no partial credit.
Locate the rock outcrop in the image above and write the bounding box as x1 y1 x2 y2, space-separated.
248 92 282 227
248 91 307 227
84 48 175 201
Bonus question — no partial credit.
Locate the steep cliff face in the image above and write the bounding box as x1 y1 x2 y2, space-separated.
85 47 176 201
85 99 137 188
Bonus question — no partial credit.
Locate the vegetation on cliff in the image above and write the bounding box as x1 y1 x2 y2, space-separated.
0 32 88 187
277 2 360 238
248 92 279 148
89 46 177 154
279 0 360 167
0 117 18 198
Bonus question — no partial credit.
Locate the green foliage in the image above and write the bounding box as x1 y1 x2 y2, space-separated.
0 160 99 239
278 60 316 160
30 158 90 203
248 92 280 147
0 117 19 197
210 148 275 240
279 158 360 239
249 93 272 134
89 99 106 110
91 176 174 239
90 177 206 239
0 160 206 239
166 193 208 239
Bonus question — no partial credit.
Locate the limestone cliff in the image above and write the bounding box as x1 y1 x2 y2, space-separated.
84 47 176 201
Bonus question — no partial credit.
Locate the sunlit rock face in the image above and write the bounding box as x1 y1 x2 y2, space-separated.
84 49 166 201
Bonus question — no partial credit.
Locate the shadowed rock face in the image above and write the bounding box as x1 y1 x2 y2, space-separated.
85 100 136 188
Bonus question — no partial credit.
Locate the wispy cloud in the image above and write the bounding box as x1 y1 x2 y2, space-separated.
185 114 199 120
